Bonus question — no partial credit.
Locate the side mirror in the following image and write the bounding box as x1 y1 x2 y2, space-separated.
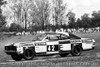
44 37 49 41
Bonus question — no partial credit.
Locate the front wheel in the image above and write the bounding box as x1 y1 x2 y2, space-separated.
71 46 82 56
23 49 35 60
11 54 23 61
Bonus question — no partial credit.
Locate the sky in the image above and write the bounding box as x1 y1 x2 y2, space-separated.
64 0 100 18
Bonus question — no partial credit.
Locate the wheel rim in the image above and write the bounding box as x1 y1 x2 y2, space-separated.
24 49 33 59
73 47 81 55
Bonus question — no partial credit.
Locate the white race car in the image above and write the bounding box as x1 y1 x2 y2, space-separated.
5 32 95 61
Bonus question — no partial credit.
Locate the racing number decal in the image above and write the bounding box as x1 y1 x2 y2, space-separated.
47 45 55 51
47 45 59 52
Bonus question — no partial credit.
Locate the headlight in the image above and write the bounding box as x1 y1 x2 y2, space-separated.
17 47 24 53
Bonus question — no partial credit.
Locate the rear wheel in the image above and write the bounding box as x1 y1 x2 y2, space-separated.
11 54 23 61
60 53 69 57
71 46 82 56
23 49 35 60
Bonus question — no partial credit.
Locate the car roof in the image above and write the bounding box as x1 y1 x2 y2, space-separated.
44 32 69 36
56 32 69 36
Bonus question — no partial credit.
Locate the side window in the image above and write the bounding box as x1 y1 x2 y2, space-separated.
46 34 60 41
49 35 59 41
60 34 69 40
69 33 81 39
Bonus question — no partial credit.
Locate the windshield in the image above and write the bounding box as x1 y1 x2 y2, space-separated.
33 33 47 41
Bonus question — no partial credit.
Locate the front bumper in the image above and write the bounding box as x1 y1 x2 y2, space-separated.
5 46 24 55
5 46 17 54
5 50 17 55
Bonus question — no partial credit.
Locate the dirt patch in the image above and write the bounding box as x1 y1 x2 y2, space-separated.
0 53 100 67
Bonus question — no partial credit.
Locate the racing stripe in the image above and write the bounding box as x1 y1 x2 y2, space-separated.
59 41 70 44
46 41 58 45
70 39 82 43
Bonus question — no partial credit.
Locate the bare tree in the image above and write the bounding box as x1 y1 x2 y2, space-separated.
52 0 67 26
2 0 68 31
2 0 33 31
11 2 22 24
30 0 50 30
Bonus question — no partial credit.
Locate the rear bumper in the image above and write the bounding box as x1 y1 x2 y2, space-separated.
91 44 95 50
83 46 95 51
91 46 95 50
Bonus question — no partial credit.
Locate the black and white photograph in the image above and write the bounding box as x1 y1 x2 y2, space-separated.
0 0 100 67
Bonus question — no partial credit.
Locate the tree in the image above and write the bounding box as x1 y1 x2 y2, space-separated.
0 0 6 31
75 13 92 29
68 11 76 28
91 10 100 27
2 0 50 31
76 18 82 28
2 0 69 31
9 23 23 32
52 0 67 26
81 13 92 28
30 0 50 30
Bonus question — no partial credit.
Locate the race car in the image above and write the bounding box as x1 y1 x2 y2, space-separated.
4 32 95 61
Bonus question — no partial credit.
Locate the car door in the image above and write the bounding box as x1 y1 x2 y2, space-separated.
82 39 93 50
59 34 71 51
35 41 47 53
45 34 60 54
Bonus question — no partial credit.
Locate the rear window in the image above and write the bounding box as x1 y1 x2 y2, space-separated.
69 33 81 39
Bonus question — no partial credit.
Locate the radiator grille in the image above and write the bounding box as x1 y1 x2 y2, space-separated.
5 46 17 51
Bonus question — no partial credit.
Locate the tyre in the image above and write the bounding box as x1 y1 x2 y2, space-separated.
71 46 82 56
11 54 23 61
60 53 69 57
23 49 35 60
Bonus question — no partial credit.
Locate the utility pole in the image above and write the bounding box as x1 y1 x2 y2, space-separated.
24 10 27 32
